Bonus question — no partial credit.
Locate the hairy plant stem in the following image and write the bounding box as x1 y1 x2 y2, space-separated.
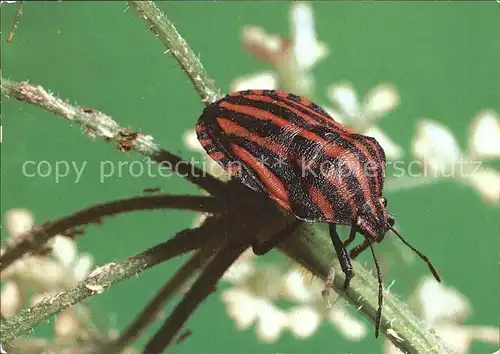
0 247 167 344
0 77 228 198
278 224 451 354
6 1 24 43
127 1 222 105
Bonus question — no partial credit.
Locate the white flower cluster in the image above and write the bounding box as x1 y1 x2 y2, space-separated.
220 248 367 342
228 1 500 203
231 2 403 163
413 111 500 203
0 209 136 353
1 209 93 320
221 249 500 352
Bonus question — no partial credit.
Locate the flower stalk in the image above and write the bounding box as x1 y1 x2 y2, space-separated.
127 0 222 105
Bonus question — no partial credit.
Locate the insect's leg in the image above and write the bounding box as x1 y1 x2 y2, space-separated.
348 239 370 259
329 223 354 291
342 224 358 248
251 219 302 255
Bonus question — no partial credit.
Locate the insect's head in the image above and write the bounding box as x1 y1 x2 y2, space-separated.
356 196 392 243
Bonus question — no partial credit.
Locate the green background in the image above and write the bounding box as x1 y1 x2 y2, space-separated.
1 2 499 353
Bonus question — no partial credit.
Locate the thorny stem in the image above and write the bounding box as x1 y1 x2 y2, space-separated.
0 77 228 198
0 1 452 353
127 1 222 105
0 194 223 271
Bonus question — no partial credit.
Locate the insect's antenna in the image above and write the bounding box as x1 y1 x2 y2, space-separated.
364 235 383 338
388 224 441 282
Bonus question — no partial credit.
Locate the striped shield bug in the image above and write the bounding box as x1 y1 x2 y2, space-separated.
196 89 441 337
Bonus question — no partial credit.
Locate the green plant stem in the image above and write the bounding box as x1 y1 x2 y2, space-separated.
278 223 451 354
0 251 155 343
7 1 24 43
127 1 222 105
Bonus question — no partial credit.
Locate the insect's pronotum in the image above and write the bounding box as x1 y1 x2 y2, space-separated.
196 89 441 337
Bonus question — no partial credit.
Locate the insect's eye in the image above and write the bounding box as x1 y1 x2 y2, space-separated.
387 213 396 227
381 197 388 208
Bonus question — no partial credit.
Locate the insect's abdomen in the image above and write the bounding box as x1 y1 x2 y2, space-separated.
196 90 386 226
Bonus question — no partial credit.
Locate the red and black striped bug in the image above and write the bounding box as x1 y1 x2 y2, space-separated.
196 89 441 337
